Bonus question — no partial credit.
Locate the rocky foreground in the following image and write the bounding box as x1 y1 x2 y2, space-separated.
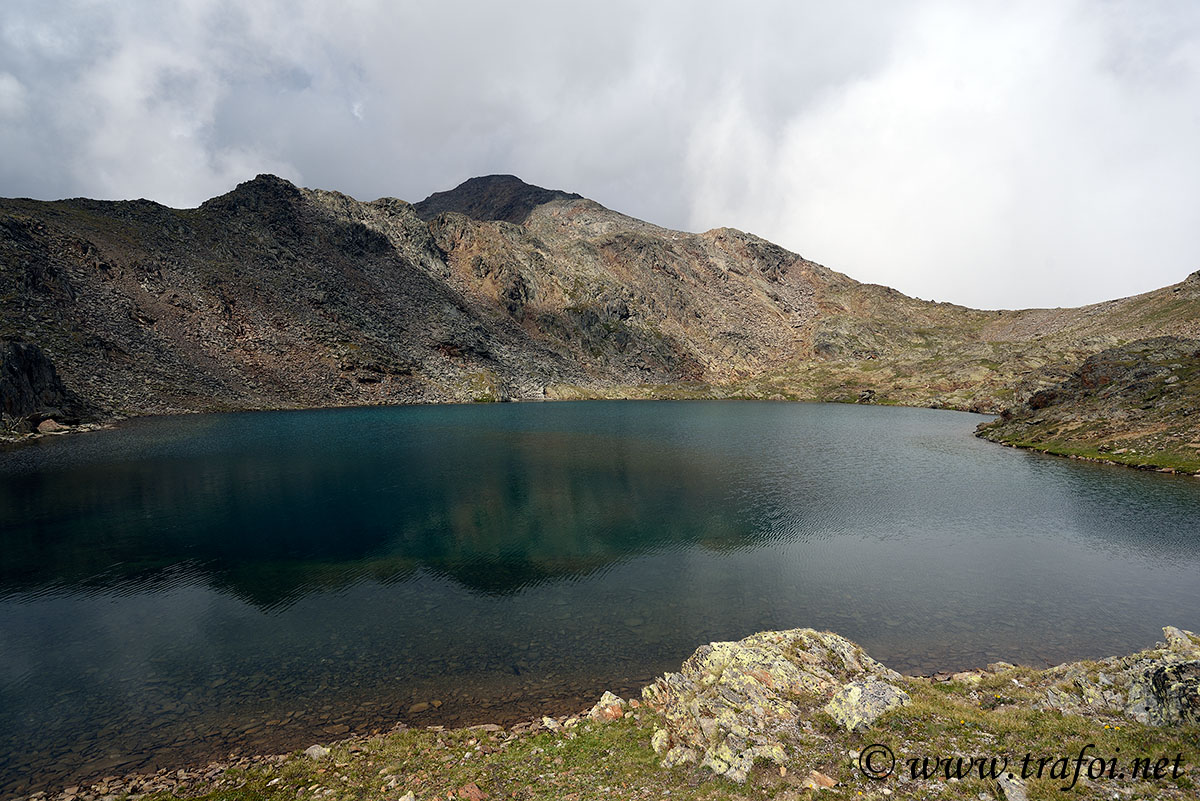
26 627 1199 801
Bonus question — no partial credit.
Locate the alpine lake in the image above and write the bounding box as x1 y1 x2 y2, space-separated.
2 400 1199 795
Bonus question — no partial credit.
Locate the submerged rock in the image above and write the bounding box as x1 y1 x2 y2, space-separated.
641 628 900 782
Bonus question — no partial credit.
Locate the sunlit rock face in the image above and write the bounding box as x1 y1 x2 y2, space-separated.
642 628 903 782
823 679 911 732
640 624 1200 783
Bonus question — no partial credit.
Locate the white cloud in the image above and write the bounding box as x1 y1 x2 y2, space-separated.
0 0 1197 306
0 72 27 117
683 1 1200 307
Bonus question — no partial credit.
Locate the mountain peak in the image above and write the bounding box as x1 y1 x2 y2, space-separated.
413 175 581 224
199 174 302 214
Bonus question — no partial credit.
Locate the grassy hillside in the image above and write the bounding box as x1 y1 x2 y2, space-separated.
977 337 1200 474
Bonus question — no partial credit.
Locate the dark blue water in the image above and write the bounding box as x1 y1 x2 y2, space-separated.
2 401 1198 794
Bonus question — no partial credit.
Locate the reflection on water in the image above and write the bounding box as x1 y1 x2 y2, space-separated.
1 401 1199 795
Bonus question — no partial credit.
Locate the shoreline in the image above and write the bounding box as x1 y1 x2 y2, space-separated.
11 394 1198 480
6 392 991 448
13 626 1199 801
976 432 1200 477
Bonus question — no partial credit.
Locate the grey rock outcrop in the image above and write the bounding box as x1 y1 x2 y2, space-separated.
1034 625 1200 727
1 340 82 431
996 771 1029 801
641 628 901 782
1124 626 1200 726
823 679 910 732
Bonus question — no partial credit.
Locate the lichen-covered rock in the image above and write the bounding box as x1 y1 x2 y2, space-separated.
588 691 626 721
1032 625 1200 726
1127 660 1200 725
1123 627 1200 726
823 679 910 732
641 628 900 782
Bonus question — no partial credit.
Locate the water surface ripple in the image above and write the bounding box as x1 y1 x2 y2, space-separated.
2 401 1198 795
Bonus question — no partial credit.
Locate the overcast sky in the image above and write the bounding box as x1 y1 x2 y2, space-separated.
2 1 1198 309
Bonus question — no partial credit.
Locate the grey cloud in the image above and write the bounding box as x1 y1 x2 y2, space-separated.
1 0 1197 308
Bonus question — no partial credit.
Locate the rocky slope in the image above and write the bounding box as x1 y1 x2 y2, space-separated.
3 174 1199 434
976 337 1200 474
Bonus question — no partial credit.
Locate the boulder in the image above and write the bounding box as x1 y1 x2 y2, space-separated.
642 628 900 782
1 340 81 430
823 679 910 732
1124 627 1200 726
587 691 626 722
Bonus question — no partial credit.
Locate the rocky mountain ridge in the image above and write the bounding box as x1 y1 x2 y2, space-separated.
2 174 1199 436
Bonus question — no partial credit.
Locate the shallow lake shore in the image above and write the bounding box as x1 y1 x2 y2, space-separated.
978 436 1200 477
17 626 1200 801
